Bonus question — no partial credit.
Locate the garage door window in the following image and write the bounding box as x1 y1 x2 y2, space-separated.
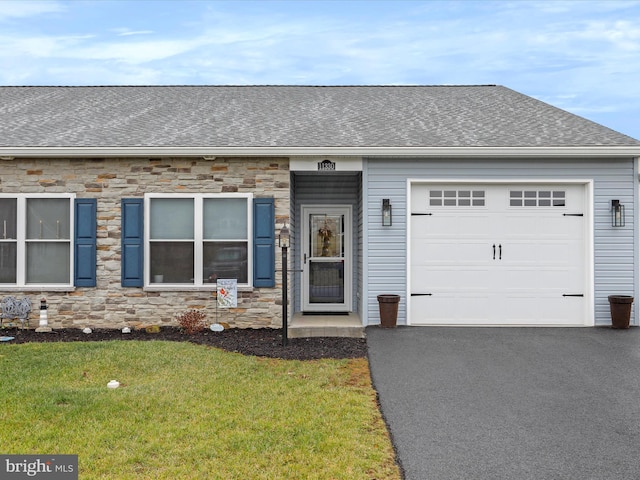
510 190 565 207
429 190 485 207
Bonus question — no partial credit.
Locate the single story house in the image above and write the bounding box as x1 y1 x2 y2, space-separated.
1 85 639 331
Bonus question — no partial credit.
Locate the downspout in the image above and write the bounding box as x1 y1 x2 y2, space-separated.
631 157 640 326
361 159 369 326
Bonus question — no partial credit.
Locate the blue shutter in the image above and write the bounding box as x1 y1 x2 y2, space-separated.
74 198 97 287
121 198 144 287
253 198 275 287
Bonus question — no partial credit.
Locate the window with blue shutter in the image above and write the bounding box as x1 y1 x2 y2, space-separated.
121 198 144 287
253 198 275 287
74 198 97 287
123 195 274 288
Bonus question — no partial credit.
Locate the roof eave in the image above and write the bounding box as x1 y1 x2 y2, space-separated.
1 146 639 158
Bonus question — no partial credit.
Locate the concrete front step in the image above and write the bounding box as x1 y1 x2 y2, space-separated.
288 313 365 338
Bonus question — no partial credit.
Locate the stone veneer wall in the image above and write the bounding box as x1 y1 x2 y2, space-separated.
0 157 290 330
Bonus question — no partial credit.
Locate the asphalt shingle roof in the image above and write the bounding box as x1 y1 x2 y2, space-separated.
0 85 638 148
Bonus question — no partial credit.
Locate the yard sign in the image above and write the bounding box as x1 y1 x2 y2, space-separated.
217 279 238 308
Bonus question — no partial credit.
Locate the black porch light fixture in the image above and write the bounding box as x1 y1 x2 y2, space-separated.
382 199 392 226
612 200 625 227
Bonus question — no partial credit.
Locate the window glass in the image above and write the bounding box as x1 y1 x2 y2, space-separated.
150 242 194 284
0 195 72 286
203 198 248 240
26 198 70 239
553 191 566 207
203 242 248 283
0 244 16 283
0 198 17 283
430 190 486 207
147 194 251 286
510 190 566 207
26 243 70 283
150 198 194 239
0 199 17 239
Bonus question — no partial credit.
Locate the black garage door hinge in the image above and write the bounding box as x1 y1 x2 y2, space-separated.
562 294 584 297
411 213 433 216
563 213 584 217
411 293 433 296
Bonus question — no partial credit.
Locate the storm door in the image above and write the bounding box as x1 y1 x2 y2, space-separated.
302 206 352 312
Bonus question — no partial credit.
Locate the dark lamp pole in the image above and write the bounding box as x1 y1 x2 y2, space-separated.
279 225 290 346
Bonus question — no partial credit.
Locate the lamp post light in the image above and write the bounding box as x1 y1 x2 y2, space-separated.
279 224 290 346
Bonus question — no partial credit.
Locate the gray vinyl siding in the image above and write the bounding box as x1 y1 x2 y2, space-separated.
291 172 362 313
364 157 637 326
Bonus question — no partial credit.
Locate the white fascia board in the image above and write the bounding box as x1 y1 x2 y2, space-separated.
1 146 640 158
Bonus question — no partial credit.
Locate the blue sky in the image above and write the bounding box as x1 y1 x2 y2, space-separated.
1 0 639 139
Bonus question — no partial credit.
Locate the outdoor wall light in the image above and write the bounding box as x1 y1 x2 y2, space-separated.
382 199 392 226
278 224 290 248
612 200 625 227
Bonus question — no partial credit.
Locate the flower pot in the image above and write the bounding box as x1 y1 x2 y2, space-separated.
377 294 400 328
608 295 634 329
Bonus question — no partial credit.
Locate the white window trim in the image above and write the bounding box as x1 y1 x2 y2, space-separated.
0 193 75 290
143 193 253 291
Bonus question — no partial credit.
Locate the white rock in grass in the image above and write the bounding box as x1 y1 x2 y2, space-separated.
107 380 120 389
210 323 224 332
82 327 92 334
122 327 131 334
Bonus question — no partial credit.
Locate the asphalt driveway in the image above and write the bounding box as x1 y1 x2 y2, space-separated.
367 327 640 480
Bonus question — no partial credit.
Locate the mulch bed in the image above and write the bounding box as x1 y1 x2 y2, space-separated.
0 327 367 360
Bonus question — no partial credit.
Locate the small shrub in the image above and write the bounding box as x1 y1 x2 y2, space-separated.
176 309 207 334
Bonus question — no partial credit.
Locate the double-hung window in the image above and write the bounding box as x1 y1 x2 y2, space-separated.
145 193 252 287
0 194 74 286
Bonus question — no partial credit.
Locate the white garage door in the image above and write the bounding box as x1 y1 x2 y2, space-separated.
409 183 589 326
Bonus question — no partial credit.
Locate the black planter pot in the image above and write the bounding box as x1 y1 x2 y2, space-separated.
608 295 634 329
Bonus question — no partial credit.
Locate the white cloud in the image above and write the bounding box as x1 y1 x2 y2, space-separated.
0 34 94 58
112 29 155 37
0 0 64 20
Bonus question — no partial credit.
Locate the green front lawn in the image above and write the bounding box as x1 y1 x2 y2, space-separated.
0 340 400 479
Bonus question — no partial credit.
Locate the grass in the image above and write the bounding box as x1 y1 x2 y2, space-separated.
0 340 400 479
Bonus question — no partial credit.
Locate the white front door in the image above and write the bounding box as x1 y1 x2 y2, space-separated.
302 206 352 312
409 183 590 325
